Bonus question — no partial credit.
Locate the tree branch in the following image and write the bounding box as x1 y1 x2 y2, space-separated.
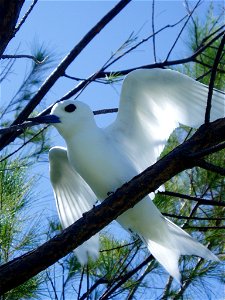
0 118 224 294
165 0 202 61
1 54 47 64
197 160 225 176
13 0 38 35
159 190 225 207
205 33 225 123
0 0 25 56
99 255 153 300
162 213 225 221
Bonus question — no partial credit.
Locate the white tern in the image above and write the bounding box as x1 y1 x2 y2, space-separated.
34 69 224 282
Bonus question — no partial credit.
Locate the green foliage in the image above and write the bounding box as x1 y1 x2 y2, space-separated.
183 3 225 88
0 44 54 161
3 277 42 300
0 158 42 298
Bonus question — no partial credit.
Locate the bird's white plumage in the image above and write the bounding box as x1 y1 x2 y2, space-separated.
49 146 99 264
108 69 224 168
48 69 223 281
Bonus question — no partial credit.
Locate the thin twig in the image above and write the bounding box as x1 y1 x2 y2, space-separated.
79 278 109 300
100 240 138 253
1 54 47 64
183 225 225 231
197 160 225 176
196 69 212 81
165 0 202 61
188 141 225 159
0 126 48 163
194 58 225 74
77 266 85 300
152 0 157 62
162 212 225 221
94 108 118 115
0 121 42 135
99 255 153 300
159 191 225 207
200 24 225 47
14 0 39 35
205 33 225 123
102 14 188 71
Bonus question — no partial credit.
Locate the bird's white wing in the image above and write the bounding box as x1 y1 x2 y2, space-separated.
107 68 224 171
49 146 99 265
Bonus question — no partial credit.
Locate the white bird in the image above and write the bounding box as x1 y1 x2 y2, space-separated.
33 69 224 282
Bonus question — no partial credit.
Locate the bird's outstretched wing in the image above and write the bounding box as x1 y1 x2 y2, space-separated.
107 68 224 171
49 146 99 264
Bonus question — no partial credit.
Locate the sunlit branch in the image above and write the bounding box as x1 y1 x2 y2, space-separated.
1 54 47 64
14 0 39 35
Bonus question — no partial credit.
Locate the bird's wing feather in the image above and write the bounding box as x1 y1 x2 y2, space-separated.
107 68 224 170
49 146 99 264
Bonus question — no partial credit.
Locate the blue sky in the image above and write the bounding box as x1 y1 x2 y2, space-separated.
1 1 224 298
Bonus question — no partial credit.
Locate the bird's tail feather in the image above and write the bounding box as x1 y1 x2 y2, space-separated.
140 217 219 283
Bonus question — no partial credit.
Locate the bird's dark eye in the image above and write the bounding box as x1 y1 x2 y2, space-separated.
65 104 76 113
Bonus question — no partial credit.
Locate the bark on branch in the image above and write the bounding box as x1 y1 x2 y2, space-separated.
0 117 224 294
0 0 25 56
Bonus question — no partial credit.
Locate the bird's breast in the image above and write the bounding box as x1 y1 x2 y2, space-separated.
67 132 137 200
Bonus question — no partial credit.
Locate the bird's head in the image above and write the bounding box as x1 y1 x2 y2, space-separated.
29 100 95 139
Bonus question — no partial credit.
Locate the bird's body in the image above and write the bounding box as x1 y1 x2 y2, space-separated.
66 125 137 200
38 69 224 282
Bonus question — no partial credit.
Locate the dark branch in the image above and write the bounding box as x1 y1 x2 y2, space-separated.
159 190 225 207
99 255 153 300
0 0 25 56
205 33 225 123
1 54 47 64
197 160 225 176
162 212 225 221
188 141 225 159
183 225 225 231
165 0 202 61
151 0 157 62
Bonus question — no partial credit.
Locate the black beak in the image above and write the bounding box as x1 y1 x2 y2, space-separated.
27 115 61 124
